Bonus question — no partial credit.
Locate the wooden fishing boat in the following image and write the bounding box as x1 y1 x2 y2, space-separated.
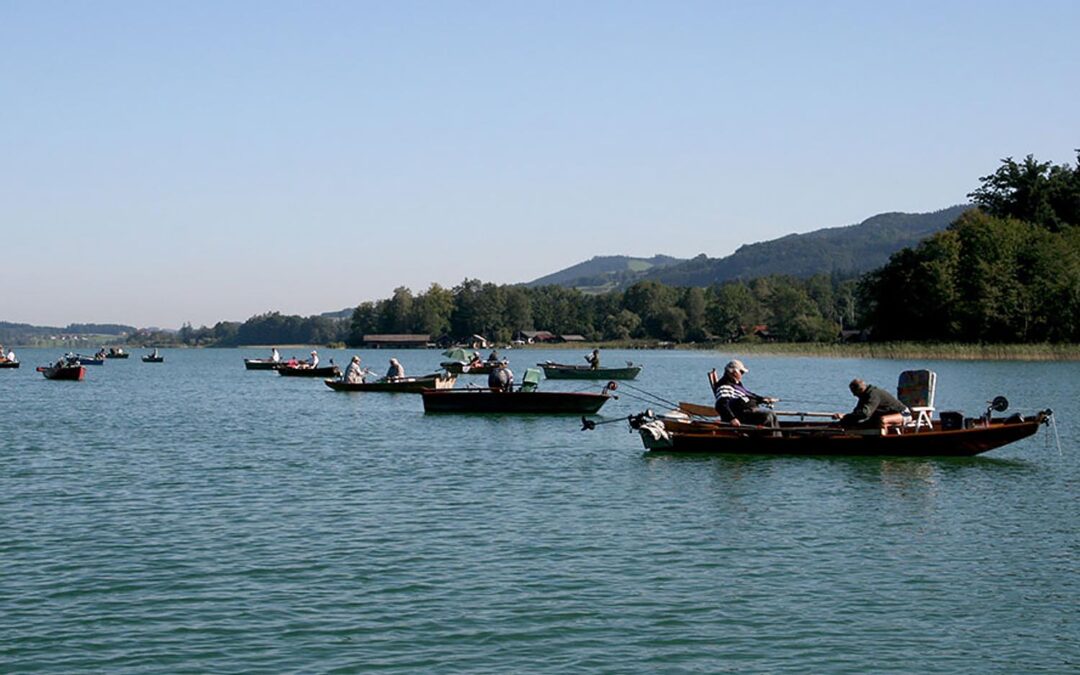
0 360 20 369
624 406 1053 457
74 355 105 366
142 355 164 363
440 360 498 375
422 387 612 414
36 363 86 380
325 372 457 393
105 348 129 359
244 358 283 370
538 361 642 380
277 364 342 378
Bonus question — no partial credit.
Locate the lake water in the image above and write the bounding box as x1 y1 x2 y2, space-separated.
2 347 1076 673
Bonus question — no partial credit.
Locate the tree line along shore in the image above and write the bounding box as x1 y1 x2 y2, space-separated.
5 151 1078 354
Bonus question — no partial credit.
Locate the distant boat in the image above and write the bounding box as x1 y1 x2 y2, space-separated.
74 355 105 366
142 354 164 363
36 363 86 380
421 388 612 414
105 348 129 359
244 358 283 370
277 364 342 378
538 361 642 380
440 360 499 375
325 372 456 393
0 359 20 369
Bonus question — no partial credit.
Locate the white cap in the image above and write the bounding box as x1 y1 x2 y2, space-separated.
725 359 748 374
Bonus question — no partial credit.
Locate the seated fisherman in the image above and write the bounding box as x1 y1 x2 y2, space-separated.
386 358 404 379
835 378 909 430
488 360 514 392
710 359 779 429
343 356 365 384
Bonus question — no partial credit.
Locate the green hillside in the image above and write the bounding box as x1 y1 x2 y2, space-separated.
524 254 686 290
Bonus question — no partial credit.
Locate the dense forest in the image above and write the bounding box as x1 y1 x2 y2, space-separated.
108 151 1080 348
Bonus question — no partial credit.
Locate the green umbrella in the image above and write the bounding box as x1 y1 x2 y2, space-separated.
441 347 472 362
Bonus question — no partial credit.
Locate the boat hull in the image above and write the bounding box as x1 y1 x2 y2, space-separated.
639 414 1048 457
244 359 283 370
325 373 456 393
0 361 19 369
142 356 164 363
277 365 342 378
539 362 642 379
422 389 610 414
75 357 105 366
105 353 129 359
36 365 86 381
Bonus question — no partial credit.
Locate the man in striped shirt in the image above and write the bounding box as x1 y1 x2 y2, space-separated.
710 359 779 429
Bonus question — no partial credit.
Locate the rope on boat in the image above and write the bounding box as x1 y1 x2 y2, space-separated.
1048 412 1063 457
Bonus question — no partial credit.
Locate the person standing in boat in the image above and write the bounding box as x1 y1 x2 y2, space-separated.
344 356 364 384
835 379 909 430
386 358 404 380
271 347 280 363
488 359 514 392
6 349 15 363
711 359 779 429
308 350 319 368
585 349 601 370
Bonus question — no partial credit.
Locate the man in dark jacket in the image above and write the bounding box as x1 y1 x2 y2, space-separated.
836 379 909 429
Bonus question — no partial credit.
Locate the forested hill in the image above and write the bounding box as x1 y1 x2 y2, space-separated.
647 205 971 286
528 205 970 290
524 254 686 291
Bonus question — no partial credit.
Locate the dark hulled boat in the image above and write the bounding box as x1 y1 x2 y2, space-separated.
628 410 1052 457
105 348 129 359
244 358 283 370
36 363 86 380
422 388 611 414
538 361 643 380
142 355 164 363
74 355 105 366
0 360 20 369
277 364 342 378
440 360 498 375
325 372 456 393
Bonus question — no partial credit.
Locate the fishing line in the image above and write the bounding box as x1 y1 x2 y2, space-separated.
616 381 684 410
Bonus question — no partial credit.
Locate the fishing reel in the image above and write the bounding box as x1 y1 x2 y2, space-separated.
983 395 1009 422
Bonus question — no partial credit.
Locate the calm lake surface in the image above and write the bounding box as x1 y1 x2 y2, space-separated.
2 347 1076 673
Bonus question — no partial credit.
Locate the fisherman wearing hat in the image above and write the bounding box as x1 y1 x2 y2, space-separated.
710 359 779 429
488 358 514 393
344 355 364 384
308 350 320 369
386 357 405 380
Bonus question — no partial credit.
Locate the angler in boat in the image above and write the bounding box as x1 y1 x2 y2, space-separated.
836 378 908 431
711 359 779 430
386 358 405 380
343 356 365 384
488 360 514 392
586 348 600 370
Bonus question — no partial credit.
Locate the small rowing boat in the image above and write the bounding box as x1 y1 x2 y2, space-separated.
277 364 342 378
142 355 164 363
0 360 20 369
440 360 499 375
538 361 642 380
325 372 457 393
244 358 283 370
422 379 615 414
105 348 129 359
36 363 86 381
74 355 105 366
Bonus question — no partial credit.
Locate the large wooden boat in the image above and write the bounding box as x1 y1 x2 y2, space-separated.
277 364 342 378
325 372 457 393
422 388 612 414
538 361 642 380
625 408 1052 457
36 363 86 381
244 358 283 370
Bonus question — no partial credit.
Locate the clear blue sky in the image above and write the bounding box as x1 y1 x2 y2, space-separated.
2 1 1077 328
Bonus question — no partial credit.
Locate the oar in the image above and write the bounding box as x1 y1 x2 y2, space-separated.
678 401 718 417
